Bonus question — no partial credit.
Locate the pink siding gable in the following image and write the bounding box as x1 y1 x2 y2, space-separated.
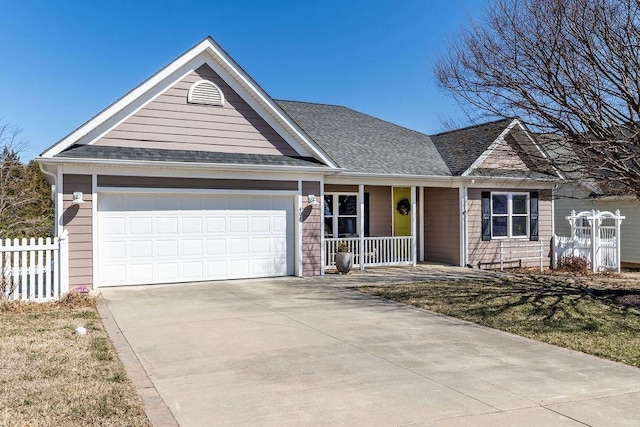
94 64 299 156
478 130 541 173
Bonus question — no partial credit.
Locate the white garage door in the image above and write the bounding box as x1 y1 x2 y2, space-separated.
97 193 294 286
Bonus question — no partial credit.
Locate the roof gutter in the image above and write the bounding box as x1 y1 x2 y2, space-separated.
36 156 341 174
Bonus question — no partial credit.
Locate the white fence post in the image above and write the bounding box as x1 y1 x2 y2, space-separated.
59 229 69 296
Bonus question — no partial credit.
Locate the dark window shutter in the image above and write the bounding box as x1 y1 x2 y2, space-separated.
364 193 370 237
481 192 491 241
530 191 539 241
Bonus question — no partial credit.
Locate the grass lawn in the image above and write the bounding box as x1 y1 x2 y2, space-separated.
358 272 640 368
0 294 150 426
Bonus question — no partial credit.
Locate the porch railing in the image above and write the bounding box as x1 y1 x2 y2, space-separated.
325 236 414 269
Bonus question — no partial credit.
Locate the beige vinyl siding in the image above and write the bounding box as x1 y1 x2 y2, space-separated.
62 174 93 288
94 64 298 156
302 181 322 276
366 186 392 237
478 131 532 171
555 197 640 266
468 189 552 268
97 175 297 191
424 188 460 265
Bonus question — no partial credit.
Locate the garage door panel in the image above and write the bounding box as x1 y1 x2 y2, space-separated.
157 263 179 281
130 217 153 235
251 216 270 233
102 217 126 235
130 264 154 282
98 194 293 286
182 217 203 234
228 198 249 210
206 217 226 233
182 239 203 256
130 195 156 211
229 217 248 233
229 238 249 255
207 239 226 255
131 240 153 258
157 240 179 257
157 217 178 234
101 241 127 260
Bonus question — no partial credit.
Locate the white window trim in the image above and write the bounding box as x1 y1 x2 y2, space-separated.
324 192 360 238
490 192 529 239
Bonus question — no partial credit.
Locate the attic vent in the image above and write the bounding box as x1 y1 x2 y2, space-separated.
187 80 224 106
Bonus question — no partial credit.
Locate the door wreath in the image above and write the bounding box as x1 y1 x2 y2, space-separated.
396 198 411 215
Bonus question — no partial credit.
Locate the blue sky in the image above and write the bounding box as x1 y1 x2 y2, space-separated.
0 0 488 161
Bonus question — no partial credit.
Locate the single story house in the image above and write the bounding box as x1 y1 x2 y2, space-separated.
37 37 560 288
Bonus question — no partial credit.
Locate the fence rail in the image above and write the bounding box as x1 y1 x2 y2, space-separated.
497 239 546 271
325 236 413 269
1 231 69 302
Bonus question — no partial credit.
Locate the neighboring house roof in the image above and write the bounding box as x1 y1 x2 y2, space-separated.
431 118 513 176
276 100 452 176
56 145 327 168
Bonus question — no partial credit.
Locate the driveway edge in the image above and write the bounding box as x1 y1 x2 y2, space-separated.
96 294 179 427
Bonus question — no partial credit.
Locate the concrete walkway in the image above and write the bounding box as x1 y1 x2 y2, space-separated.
100 266 640 426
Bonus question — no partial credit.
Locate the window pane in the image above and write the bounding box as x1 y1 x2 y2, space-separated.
324 218 333 237
338 195 357 215
512 216 527 236
492 216 508 237
492 194 507 214
324 196 333 216
513 195 528 214
338 217 357 236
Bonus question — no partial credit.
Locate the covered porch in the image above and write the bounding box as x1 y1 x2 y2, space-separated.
320 183 462 272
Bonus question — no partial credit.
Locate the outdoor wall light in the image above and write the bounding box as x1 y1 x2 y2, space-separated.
71 191 85 205
307 195 320 205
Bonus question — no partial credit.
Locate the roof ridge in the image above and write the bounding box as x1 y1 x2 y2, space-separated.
431 117 514 137
274 99 348 109
277 99 434 140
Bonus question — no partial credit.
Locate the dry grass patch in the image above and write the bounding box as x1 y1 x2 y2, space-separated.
0 294 150 426
359 274 640 368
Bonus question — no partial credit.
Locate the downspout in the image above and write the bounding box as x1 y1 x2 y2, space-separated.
38 163 58 236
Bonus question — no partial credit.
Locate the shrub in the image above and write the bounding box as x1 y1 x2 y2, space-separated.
557 256 589 273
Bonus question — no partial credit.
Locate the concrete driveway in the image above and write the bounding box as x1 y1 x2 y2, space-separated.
100 269 640 426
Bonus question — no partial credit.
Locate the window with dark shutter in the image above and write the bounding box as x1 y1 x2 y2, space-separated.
530 191 539 241
481 192 491 241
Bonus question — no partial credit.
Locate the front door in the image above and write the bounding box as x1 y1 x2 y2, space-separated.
393 187 411 236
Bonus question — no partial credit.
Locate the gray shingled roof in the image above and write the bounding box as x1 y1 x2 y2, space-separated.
56 145 328 168
431 118 513 175
276 100 452 176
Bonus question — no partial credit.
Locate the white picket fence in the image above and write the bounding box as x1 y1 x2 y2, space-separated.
0 230 69 302
553 210 624 272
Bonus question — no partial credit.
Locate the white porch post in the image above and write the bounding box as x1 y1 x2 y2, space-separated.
418 186 424 262
359 184 365 270
411 186 417 267
320 177 325 276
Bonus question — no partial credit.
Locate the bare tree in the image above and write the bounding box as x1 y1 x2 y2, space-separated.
0 122 53 238
435 0 640 196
